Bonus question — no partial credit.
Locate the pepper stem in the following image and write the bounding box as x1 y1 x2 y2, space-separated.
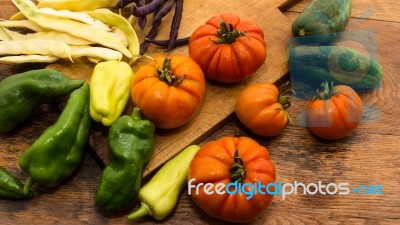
157 58 185 86
230 149 246 182
23 176 33 197
127 202 151 220
299 28 306 36
211 20 247 44
131 107 142 121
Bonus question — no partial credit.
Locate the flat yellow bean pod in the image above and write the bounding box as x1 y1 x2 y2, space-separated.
3 28 94 45
0 40 71 60
0 55 59 64
38 8 112 32
0 27 12 41
37 0 118 12
0 20 46 32
12 0 132 58
71 46 123 61
87 9 140 64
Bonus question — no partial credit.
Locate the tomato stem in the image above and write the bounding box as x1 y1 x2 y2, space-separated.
317 81 339 100
157 58 186 86
276 84 295 125
230 149 246 182
211 20 247 44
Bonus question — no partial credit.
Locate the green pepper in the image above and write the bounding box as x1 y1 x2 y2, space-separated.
0 69 84 133
95 107 155 211
19 83 91 195
127 145 201 220
89 60 133 126
0 167 33 199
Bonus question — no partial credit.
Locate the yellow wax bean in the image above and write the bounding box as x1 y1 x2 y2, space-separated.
3 28 94 45
0 40 71 60
0 55 59 64
12 0 132 58
87 9 140 64
37 0 119 12
70 46 123 61
0 27 12 41
38 8 112 32
0 20 46 32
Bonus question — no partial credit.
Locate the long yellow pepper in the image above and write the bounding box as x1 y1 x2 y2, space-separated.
89 60 133 126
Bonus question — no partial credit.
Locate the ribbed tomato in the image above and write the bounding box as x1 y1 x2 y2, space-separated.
188 136 276 223
235 83 292 137
306 82 363 140
188 13 266 83
130 54 205 129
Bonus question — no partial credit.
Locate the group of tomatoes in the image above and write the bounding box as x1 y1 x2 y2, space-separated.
130 12 364 223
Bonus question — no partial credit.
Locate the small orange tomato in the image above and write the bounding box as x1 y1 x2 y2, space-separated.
131 54 206 129
235 83 292 137
188 136 276 223
305 82 363 140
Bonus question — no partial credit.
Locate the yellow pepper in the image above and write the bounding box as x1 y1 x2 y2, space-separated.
89 60 133 126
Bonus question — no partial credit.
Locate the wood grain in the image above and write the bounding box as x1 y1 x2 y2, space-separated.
47 0 296 176
1 0 399 224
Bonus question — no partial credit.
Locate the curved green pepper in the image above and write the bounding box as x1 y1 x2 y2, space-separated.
0 167 33 199
291 0 352 44
94 107 155 211
89 60 133 126
19 83 91 195
0 69 84 133
127 145 201 220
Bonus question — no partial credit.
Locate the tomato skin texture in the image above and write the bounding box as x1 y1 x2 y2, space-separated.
188 136 276 223
235 83 289 137
306 85 363 140
131 54 205 129
188 13 266 83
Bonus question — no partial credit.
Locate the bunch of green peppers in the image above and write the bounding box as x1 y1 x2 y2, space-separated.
19 83 91 195
0 167 32 199
95 107 155 211
0 69 84 133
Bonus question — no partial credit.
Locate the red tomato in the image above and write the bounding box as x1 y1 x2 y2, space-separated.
306 82 363 140
188 136 276 223
188 13 266 83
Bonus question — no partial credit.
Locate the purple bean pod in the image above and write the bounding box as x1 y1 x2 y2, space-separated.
167 0 184 51
145 36 190 47
131 0 167 17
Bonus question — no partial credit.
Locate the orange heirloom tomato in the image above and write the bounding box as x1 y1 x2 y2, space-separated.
188 13 266 83
235 83 293 137
131 54 205 129
188 136 276 223
306 82 363 140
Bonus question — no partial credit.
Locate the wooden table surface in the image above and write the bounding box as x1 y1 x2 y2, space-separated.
1 0 399 224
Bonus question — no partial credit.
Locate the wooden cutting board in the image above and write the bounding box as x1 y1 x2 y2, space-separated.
48 0 297 176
